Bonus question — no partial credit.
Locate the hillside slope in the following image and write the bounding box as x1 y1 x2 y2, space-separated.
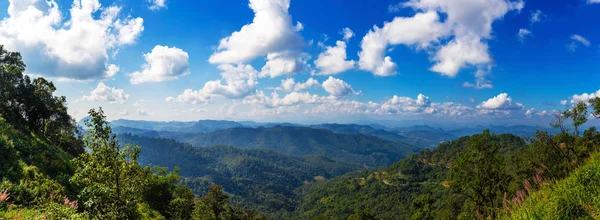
177 126 419 168
116 134 361 212
293 133 527 219
508 153 600 219
116 126 419 168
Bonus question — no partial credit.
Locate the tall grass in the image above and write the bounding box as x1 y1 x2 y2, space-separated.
507 153 600 219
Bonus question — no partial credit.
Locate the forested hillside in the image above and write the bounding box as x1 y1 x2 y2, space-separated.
0 47 263 219
116 126 419 168
292 101 600 219
117 134 360 212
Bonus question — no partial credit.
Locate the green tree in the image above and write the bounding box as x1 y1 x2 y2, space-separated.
590 97 600 119
450 130 510 219
193 185 229 219
0 45 83 157
168 186 195 220
71 108 148 219
563 101 588 136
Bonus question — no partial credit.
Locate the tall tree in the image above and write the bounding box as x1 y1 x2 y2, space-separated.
450 130 510 219
0 45 83 157
71 108 148 219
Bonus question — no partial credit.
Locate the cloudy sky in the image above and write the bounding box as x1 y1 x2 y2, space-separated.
0 0 599 125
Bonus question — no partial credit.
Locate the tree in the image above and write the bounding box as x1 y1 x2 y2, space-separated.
563 101 588 136
450 130 511 219
0 45 83 157
193 185 229 219
71 108 148 219
590 97 600 119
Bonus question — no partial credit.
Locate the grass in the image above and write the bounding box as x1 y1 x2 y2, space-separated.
507 153 600 220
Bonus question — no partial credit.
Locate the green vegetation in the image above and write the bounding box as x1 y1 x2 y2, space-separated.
147 126 419 168
293 101 600 219
117 134 360 212
3 45 600 219
0 47 262 219
508 153 600 219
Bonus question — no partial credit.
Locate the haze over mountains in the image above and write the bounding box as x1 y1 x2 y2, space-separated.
83 118 560 149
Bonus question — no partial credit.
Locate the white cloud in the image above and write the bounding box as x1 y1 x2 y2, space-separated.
358 11 448 76
517 28 532 43
376 94 435 114
463 68 493 89
322 76 360 98
477 93 524 110
314 41 355 75
168 64 258 104
587 0 600 4
208 0 304 64
360 0 522 78
568 34 591 51
78 82 129 104
560 100 568 106
0 0 144 80
129 45 191 84
530 10 545 24
341 27 355 41
571 89 600 105
244 90 323 108
280 78 319 92
259 51 308 78
148 0 166 11
430 35 491 77
104 64 120 78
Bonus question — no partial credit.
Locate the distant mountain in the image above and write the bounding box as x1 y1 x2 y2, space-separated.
310 123 455 149
238 121 304 128
392 124 445 132
448 125 560 137
144 126 419 168
108 119 244 133
116 134 360 211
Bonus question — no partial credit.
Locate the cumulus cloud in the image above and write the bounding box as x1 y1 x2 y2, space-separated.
208 0 304 65
359 0 522 78
322 76 360 98
587 0 600 4
168 64 258 104
560 100 568 106
78 82 129 104
259 51 309 78
358 11 448 76
568 34 591 51
377 94 435 114
517 28 532 43
245 91 323 108
477 93 524 110
0 0 144 80
129 45 191 84
148 0 166 11
241 91 539 120
341 27 355 41
280 78 319 91
104 64 120 78
314 41 355 75
571 89 600 105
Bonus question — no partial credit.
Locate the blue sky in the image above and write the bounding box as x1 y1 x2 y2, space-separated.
0 0 599 125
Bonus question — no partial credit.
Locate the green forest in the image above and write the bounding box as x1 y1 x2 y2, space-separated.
2 45 600 219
